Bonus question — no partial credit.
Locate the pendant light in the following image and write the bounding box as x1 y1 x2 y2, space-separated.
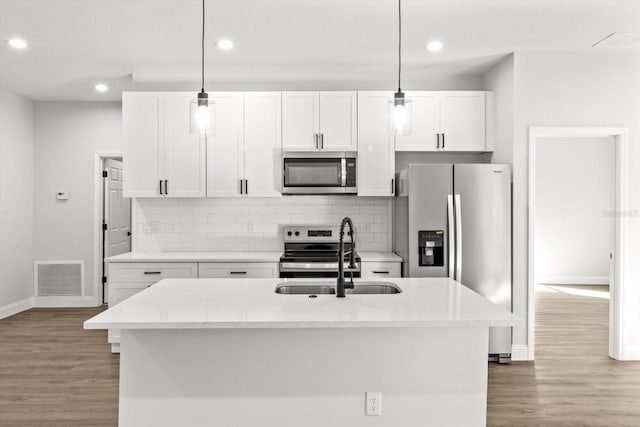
392 0 409 134
195 0 210 134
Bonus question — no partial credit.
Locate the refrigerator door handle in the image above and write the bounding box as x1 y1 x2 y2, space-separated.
447 194 455 278
455 194 463 281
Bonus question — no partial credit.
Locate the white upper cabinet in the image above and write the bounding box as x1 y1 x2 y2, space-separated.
394 92 440 151
357 92 395 197
394 91 488 152
123 92 206 198
123 93 164 198
282 91 357 151
439 91 486 151
243 92 282 197
207 93 244 197
281 92 319 151
165 93 207 197
207 92 282 198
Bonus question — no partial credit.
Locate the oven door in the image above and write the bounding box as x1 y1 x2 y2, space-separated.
283 157 346 194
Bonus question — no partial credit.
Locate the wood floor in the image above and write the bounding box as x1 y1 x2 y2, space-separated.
1 285 639 426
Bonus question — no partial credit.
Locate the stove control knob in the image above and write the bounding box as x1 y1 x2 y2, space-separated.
287 231 292 236
295 231 300 236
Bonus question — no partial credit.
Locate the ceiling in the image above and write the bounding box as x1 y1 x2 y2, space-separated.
1 0 639 101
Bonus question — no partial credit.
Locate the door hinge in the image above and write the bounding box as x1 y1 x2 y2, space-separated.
102 223 107 231
102 276 107 284
102 170 108 178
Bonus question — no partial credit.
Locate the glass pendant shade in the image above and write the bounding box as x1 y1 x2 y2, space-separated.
190 92 214 135
392 91 412 135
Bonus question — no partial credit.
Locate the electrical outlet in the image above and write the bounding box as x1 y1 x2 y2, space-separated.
365 392 382 416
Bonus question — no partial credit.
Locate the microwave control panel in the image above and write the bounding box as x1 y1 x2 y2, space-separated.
346 159 356 187
418 230 445 267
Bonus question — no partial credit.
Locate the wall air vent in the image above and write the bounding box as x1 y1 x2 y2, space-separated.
35 261 84 297
592 33 640 48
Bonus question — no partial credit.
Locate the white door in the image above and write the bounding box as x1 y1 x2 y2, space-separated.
395 91 440 151
104 158 131 258
123 92 163 197
207 93 245 197
439 91 486 151
164 93 207 197
318 91 357 151
244 92 282 197
357 92 395 196
282 92 319 151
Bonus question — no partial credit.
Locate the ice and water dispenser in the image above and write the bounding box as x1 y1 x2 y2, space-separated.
418 230 445 267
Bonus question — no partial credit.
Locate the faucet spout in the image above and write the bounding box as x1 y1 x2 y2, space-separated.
337 217 356 298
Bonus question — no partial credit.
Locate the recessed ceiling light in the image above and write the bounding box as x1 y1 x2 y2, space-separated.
7 38 28 49
94 83 109 93
216 39 233 50
426 40 443 52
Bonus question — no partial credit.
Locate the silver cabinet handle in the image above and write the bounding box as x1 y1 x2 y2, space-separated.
244 179 248 195
455 194 462 281
320 133 324 149
164 180 169 195
442 133 445 149
447 195 455 279
159 180 163 195
372 270 390 274
144 271 161 275
230 271 247 275
240 179 244 194
437 133 440 149
314 133 318 149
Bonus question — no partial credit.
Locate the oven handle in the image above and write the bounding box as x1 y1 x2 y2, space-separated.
279 262 361 272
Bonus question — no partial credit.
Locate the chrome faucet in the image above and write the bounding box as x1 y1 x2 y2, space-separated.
337 217 357 298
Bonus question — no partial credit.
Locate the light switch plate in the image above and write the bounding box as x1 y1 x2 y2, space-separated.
56 191 69 201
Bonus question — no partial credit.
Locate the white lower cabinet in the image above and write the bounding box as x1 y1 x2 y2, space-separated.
106 260 277 352
360 261 401 279
107 262 198 352
198 262 278 278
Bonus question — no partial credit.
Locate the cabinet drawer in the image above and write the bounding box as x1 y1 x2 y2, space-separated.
198 262 278 278
361 262 401 279
107 262 198 282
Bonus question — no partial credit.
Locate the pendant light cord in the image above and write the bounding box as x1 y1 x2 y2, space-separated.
201 0 205 92
397 0 401 92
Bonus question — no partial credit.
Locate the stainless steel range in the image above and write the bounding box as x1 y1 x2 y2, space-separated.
279 225 361 278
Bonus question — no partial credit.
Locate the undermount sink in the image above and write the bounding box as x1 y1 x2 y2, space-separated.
274 282 402 295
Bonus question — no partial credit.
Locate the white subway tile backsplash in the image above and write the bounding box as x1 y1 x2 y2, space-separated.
133 196 393 252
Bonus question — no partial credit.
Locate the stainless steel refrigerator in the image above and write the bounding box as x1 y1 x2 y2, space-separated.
393 163 512 363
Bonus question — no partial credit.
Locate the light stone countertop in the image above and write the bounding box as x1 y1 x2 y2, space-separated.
84 277 518 330
105 251 403 263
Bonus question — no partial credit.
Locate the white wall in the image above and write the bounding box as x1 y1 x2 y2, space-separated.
483 54 514 165
535 137 614 285
34 102 122 302
134 196 392 252
0 87 35 317
512 52 640 358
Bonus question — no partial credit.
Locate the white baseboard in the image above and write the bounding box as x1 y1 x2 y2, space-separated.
0 297 34 320
536 276 609 285
511 344 531 361
34 296 100 308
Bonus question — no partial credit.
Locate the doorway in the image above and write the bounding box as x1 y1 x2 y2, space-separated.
99 157 131 304
528 127 628 361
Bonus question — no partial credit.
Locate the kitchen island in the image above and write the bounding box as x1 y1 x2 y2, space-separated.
85 277 518 427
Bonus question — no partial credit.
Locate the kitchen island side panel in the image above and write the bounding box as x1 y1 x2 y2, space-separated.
119 327 489 427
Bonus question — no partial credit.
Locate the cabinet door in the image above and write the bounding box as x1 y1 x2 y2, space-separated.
319 91 357 151
207 93 244 197
164 93 207 197
282 92 319 151
123 92 163 197
439 91 486 151
395 91 440 151
357 92 395 197
244 92 282 198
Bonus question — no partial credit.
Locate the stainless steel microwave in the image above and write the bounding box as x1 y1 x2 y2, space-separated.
282 152 357 195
